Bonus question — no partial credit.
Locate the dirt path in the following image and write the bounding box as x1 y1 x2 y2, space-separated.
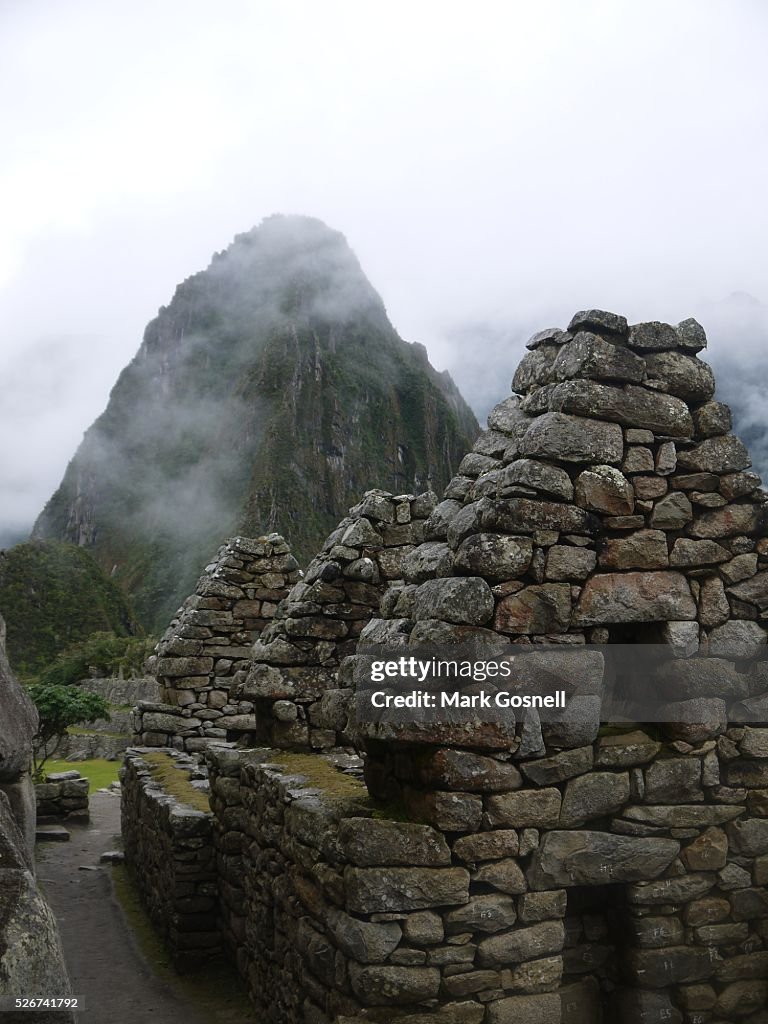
36 791 212 1024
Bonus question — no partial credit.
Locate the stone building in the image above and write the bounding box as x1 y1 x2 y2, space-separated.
124 311 768 1023
132 533 301 751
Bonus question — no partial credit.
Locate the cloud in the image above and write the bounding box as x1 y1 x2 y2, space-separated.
1 0 767 538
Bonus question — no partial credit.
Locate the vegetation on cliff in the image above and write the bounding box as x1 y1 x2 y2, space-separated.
34 215 479 630
0 541 138 677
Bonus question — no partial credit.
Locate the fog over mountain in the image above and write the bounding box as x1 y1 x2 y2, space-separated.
1 1 767 546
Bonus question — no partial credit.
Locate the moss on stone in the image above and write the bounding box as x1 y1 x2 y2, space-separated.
142 752 212 813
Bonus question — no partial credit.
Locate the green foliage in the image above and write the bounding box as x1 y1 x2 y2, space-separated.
0 541 139 678
36 632 156 688
29 683 110 778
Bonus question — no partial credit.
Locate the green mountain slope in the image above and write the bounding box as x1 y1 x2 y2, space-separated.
0 541 138 677
34 216 479 629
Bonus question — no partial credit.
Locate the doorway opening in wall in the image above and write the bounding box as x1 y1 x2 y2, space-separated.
562 883 628 1022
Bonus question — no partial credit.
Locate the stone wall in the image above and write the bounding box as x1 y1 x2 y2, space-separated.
120 312 768 1022
34 771 89 822
202 736 768 1024
120 750 220 971
133 534 300 752
240 490 437 751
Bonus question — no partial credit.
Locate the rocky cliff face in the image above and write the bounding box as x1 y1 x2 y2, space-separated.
33 216 478 630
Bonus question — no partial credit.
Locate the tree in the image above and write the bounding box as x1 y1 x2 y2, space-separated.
29 683 110 779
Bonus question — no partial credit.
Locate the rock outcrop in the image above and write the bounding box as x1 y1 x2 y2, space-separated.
0 614 72 1019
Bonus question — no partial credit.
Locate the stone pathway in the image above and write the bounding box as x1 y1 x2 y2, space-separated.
35 792 212 1024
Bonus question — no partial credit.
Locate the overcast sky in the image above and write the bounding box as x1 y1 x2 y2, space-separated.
2 0 768 542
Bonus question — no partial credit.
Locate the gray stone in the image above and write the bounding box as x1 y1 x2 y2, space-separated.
741 726 768 758
654 658 749 703
598 530 669 570
453 831 519 863
481 497 600 536
689 503 763 539
622 805 741 828
517 891 567 924
402 911 444 945
519 746 593 786
494 584 572 635
528 831 679 888
625 874 715 904
629 915 684 948
347 963 440 1005
677 435 751 474
644 351 715 401
675 317 707 352
595 730 662 767
519 412 623 463
544 546 596 581
574 572 696 625
338 818 451 867
416 749 523 793
720 470 762 499
669 538 729 567
512 347 559 393
697 576 730 629
444 894 519 935
549 380 694 437
502 460 574 501
649 492 693 529
424 499 463 541
567 309 628 335
0 614 38 783
486 993 561 1024
559 771 630 826
622 446 654 473
728 571 768 611
660 699 727 744
656 440 678 475
627 321 679 351
720 552 758 585
575 465 634 515
727 818 768 857
472 858 527 895
526 327 569 350
626 946 714 986
345 866 470 913
403 542 454 583
644 758 702 803
478 921 565 968
552 331 645 383
693 400 732 438
453 534 533 582
680 827 728 871
412 578 495 625
708 620 766 658
485 789 562 829
331 911 402 963
405 790 483 832
488 397 531 435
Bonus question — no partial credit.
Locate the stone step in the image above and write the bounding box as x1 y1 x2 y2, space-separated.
35 825 70 842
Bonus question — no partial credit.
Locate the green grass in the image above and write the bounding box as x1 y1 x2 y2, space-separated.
112 865 254 1022
44 758 121 790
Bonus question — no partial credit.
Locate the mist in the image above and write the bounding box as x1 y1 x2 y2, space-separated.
2 0 768 541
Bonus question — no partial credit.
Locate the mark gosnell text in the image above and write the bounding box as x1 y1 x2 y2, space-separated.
368 690 567 709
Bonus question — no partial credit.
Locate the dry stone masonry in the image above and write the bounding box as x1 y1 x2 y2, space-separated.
34 771 89 823
122 312 768 1024
133 534 300 752
239 490 437 751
